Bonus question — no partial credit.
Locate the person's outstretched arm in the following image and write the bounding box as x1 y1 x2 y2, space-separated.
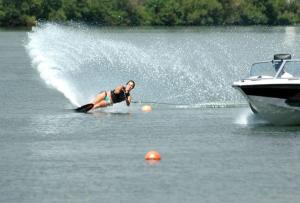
126 95 131 106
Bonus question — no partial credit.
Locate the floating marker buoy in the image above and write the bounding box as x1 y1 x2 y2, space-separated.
145 151 161 161
142 105 152 112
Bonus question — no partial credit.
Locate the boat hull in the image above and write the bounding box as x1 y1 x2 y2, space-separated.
233 84 300 125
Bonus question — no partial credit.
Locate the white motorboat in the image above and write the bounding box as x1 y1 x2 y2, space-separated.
233 54 300 125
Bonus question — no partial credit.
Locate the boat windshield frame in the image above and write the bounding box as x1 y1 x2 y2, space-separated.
249 59 300 79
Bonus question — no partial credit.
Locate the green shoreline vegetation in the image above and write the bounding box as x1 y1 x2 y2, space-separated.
0 0 299 27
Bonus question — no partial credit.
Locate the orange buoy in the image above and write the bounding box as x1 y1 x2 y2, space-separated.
141 105 152 112
145 151 161 161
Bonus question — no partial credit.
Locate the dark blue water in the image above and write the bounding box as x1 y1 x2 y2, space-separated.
0 26 300 203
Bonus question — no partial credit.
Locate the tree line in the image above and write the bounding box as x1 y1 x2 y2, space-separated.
0 0 299 27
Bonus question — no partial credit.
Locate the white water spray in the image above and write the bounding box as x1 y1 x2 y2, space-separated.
26 23 299 108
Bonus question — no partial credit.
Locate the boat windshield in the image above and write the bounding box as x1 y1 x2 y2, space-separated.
250 60 300 78
283 61 300 78
250 61 277 77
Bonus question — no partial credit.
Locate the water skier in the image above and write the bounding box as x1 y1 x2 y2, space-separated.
75 80 135 113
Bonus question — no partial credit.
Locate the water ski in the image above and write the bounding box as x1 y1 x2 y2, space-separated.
75 103 94 113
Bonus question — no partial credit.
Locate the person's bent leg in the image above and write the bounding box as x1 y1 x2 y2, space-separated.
92 91 109 109
91 91 106 105
93 100 108 109
75 91 107 113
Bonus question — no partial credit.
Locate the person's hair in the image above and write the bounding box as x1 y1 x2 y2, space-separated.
127 80 135 88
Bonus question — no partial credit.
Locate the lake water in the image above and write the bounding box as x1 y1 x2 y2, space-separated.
0 24 300 203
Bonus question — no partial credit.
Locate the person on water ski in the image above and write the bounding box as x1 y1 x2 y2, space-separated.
75 80 135 113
